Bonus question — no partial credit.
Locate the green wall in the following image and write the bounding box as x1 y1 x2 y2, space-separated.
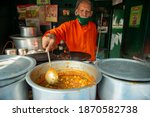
122 0 149 58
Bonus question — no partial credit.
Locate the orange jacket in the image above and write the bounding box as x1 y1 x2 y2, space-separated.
44 19 98 61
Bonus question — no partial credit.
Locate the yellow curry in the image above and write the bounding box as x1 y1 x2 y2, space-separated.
35 69 95 89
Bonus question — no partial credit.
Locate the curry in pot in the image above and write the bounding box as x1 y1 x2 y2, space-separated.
36 69 95 89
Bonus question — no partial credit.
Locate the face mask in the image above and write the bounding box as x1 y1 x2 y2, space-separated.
77 15 90 25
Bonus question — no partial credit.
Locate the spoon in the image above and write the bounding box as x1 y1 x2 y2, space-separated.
45 51 58 84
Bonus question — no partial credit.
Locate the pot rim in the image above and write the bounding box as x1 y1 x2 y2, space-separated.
102 73 150 83
10 34 42 40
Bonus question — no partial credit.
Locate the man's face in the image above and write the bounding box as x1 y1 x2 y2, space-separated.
76 2 93 18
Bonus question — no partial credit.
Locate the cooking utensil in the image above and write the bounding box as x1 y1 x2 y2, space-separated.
5 48 17 55
20 26 37 37
26 60 102 100
0 78 28 100
26 52 48 64
10 34 42 51
98 74 150 100
97 58 150 100
69 51 91 61
0 55 36 99
45 52 58 84
0 55 36 87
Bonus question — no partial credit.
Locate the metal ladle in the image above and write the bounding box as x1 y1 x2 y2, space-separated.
45 51 58 84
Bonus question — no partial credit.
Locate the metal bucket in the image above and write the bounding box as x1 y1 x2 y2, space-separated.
26 60 102 100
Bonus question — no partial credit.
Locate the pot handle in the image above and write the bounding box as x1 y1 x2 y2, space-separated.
133 56 150 67
133 56 146 62
1 41 15 54
93 58 103 65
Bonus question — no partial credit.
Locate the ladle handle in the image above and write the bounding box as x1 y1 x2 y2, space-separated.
47 51 51 67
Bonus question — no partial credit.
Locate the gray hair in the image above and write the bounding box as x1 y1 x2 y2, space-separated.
75 0 93 11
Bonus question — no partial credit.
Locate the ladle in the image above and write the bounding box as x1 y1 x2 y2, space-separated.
45 51 58 84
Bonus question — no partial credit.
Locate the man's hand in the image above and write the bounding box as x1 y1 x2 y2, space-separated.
42 34 56 52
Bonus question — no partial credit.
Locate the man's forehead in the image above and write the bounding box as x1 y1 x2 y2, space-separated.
78 2 91 10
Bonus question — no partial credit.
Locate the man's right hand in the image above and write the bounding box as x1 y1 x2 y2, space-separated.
42 34 56 52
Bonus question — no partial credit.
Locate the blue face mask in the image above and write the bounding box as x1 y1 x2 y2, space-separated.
77 15 90 25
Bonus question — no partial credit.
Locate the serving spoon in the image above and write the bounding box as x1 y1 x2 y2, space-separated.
45 51 58 84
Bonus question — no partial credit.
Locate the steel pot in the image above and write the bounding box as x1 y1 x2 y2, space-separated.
0 74 25 87
0 78 29 100
0 55 36 100
5 48 17 55
26 60 102 100
10 34 43 51
97 58 150 100
20 26 37 37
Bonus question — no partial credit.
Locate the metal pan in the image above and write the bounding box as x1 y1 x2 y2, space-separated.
69 51 91 61
26 51 91 64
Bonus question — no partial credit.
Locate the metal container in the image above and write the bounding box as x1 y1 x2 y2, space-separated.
10 34 42 51
0 55 36 87
97 58 150 100
20 26 37 37
5 48 17 55
26 60 102 100
0 78 29 100
18 48 28 55
0 74 25 87
98 74 150 100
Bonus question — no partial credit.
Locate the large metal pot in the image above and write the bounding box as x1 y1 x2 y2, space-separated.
10 34 42 51
0 55 36 87
0 78 29 100
0 55 36 99
26 60 102 100
97 58 150 100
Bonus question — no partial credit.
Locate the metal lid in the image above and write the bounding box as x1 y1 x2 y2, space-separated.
0 55 36 80
98 58 150 81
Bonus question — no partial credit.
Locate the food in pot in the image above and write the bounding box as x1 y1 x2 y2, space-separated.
35 69 95 89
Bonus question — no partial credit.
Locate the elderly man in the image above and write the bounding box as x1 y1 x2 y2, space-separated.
42 0 97 61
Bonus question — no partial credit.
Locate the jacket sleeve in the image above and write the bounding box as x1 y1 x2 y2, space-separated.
43 22 69 44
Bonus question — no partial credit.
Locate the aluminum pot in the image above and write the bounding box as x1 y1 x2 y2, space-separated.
0 74 25 87
26 60 102 100
0 55 36 87
10 34 42 51
0 78 29 100
5 48 17 55
20 26 37 37
97 58 150 100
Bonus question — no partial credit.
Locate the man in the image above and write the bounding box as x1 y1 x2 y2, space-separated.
42 0 97 61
